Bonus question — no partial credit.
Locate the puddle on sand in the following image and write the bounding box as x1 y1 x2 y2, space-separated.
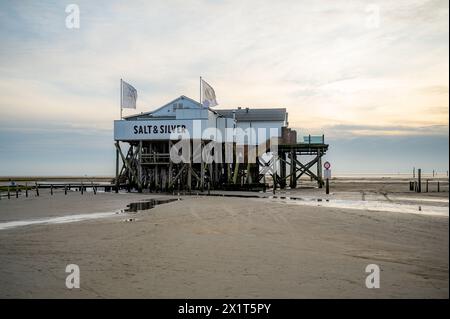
124 198 180 213
0 212 118 231
0 198 181 231
268 196 449 217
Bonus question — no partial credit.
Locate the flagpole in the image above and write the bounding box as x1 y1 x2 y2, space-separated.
199 76 202 107
120 78 123 120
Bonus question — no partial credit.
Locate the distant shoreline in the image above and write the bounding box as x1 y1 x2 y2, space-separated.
0 176 114 182
1 173 449 182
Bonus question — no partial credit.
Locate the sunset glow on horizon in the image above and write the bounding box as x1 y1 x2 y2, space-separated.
0 0 448 175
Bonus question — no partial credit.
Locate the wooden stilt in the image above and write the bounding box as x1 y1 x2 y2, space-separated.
115 145 120 193
290 150 296 188
417 169 421 193
168 141 173 190
138 140 143 193
280 152 286 189
317 150 323 188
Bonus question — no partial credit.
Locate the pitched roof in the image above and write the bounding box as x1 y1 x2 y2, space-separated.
123 95 205 120
216 108 286 122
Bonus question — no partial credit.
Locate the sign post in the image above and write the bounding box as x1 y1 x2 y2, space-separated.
323 161 331 194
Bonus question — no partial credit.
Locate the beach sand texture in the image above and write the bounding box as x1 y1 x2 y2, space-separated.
0 179 448 298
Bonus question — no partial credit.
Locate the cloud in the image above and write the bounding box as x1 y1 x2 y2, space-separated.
0 0 448 174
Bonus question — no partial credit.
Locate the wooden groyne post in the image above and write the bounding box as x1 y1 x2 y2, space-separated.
417 169 421 192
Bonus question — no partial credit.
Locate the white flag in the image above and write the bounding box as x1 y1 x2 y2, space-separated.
121 80 137 109
201 78 218 107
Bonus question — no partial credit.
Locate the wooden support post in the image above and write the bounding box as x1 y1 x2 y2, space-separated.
187 164 192 194
160 168 164 192
115 145 120 193
278 152 286 189
188 141 192 194
290 150 296 189
156 166 160 192
317 150 323 188
138 140 143 193
417 169 421 193
50 184 53 195
64 184 67 195
81 182 84 195
233 162 240 184
209 163 214 187
272 152 277 194
168 141 173 190
245 161 251 185
272 172 276 194
280 152 286 189
25 182 28 197
129 145 134 190
7 186 10 199
437 181 440 192
426 179 429 192
200 142 205 191
215 163 220 187
35 182 39 197
232 143 240 184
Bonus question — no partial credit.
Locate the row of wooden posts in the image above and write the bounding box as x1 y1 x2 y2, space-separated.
0 182 103 200
409 180 442 193
410 168 443 193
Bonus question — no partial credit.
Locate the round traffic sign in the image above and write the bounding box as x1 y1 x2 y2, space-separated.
324 161 331 169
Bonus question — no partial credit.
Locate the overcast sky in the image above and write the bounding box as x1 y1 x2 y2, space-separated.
0 0 448 175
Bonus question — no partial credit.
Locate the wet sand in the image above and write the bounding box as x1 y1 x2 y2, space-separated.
0 180 448 298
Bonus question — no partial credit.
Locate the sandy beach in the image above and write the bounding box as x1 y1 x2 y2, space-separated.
0 178 448 298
